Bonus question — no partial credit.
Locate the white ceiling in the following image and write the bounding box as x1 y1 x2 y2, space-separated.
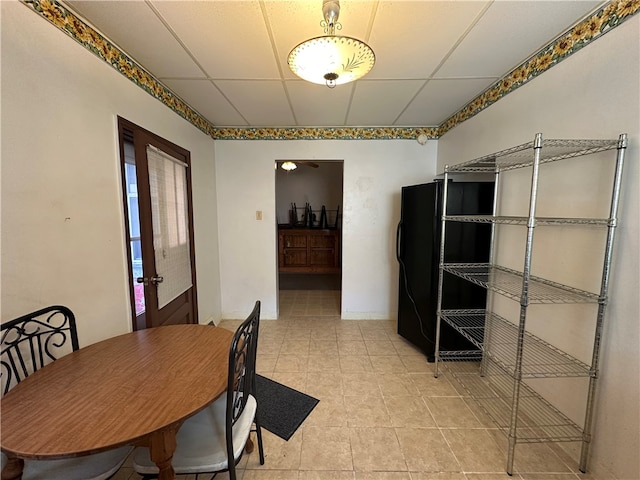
65 0 604 129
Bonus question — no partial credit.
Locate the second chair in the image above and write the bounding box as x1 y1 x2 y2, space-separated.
133 301 265 479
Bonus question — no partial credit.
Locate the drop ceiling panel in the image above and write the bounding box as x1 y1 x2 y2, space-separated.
347 80 426 126
58 0 608 128
436 1 606 78
396 78 498 126
286 81 353 126
66 1 203 78
151 0 280 79
161 79 248 127
367 1 491 79
214 80 295 126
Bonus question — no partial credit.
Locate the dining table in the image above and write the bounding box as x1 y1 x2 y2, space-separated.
0 323 234 480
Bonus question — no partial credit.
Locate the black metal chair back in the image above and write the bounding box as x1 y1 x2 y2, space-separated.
225 300 263 478
1 305 79 396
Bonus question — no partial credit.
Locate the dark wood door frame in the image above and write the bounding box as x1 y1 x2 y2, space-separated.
117 116 198 330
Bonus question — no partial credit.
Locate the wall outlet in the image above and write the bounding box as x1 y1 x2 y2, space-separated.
256 210 262 220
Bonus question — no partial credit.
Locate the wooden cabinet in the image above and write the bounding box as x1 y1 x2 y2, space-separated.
278 229 340 273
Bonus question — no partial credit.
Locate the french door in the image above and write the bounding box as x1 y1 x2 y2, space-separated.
118 117 198 330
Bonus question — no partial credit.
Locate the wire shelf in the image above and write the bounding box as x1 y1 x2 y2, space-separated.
440 309 591 378
442 263 600 304
442 360 584 443
443 215 610 226
447 138 619 173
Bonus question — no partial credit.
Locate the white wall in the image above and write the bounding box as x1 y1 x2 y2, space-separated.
0 1 221 345
438 16 639 480
214 139 437 319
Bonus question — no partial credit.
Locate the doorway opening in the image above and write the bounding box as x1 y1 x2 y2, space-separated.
275 160 343 318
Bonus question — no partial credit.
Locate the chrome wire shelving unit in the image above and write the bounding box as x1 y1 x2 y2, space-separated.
433 133 627 475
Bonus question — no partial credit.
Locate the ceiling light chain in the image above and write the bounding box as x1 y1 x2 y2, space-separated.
288 0 375 89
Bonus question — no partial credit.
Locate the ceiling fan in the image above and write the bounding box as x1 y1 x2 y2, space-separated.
278 160 319 171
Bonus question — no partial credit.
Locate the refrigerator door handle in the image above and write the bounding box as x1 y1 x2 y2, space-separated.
396 221 402 262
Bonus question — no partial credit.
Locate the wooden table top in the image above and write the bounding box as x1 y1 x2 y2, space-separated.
0 324 234 459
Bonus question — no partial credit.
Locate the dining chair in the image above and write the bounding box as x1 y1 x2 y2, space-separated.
1 305 133 480
133 300 265 480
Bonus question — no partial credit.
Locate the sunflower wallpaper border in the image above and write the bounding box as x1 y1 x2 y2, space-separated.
22 0 640 141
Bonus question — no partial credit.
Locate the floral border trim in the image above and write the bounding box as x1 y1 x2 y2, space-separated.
438 0 640 136
22 0 639 140
213 127 438 140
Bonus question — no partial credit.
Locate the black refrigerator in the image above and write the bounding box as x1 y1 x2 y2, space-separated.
396 181 494 362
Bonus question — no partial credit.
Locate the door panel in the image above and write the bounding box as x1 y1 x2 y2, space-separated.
118 117 198 329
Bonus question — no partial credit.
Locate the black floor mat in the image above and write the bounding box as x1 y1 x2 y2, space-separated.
255 374 319 441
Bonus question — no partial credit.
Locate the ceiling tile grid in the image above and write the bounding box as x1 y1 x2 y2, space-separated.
29 0 638 138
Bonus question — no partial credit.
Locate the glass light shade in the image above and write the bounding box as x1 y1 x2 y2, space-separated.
288 35 375 87
281 161 297 171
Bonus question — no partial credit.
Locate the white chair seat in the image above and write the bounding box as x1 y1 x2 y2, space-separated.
1 446 132 480
133 394 257 475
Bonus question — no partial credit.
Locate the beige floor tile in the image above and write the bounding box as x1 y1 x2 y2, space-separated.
370 355 408 373
519 474 581 480
300 426 353 470
356 472 412 479
462 397 496 428
275 354 310 373
377 373 420 397
256 354 278 374
409 473 467 480
305 371 344 399
281 338 312 355
390 339 425 356
304 396 347 427
464 474 520 480
242 470 299 480
395 428 460 472
308 354 342 373
365 340 398 356
423 397 483 428
258 340 284 356
400 356 434 373
310 338 339 355
512 443 573 474
345 394 391 427
336 328 364 341
339 340 369 356
384 396 436 428
342 372 382 396
340 356 374 373
350 427 407 471
244 429 302 470
409 373 459 397
361 329 391 341
441 428 505 472
487 431 573 474
299 471 355 480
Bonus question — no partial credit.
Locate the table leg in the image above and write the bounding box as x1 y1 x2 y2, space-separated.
149 429 178 480
245 437 255 453
1 455 24 480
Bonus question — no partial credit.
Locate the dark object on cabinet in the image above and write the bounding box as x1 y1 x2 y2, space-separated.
396 181 494 362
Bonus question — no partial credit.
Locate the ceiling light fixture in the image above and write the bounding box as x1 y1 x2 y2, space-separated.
288 0 375 88
281 161 297 171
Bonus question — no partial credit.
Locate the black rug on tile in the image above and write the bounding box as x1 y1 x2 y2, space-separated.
255 374 319 441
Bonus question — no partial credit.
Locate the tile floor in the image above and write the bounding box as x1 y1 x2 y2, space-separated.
114 290 604 480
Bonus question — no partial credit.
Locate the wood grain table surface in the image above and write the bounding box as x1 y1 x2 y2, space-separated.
1 324 234 480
